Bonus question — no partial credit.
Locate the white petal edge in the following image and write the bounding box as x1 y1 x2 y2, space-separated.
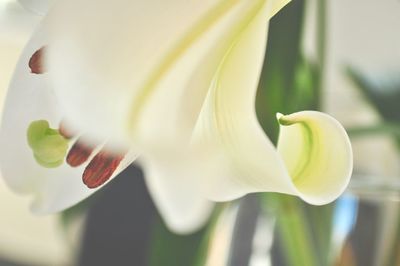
141 156 214 234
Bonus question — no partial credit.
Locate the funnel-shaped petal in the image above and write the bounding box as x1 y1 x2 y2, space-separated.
44 0 290 146
1 0 353 235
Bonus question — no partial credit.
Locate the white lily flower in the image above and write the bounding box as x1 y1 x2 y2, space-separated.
0 0 353 234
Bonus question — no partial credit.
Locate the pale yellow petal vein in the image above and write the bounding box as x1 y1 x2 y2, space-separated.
127 0 267 135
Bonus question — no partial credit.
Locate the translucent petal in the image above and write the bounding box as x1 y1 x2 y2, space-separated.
44 0 290 146
191 0 352 204
277 111 353 204
141 155 214 234
0 27 137 213
0 1 41 94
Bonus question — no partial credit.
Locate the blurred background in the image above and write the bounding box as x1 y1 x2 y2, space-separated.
0 0 400 265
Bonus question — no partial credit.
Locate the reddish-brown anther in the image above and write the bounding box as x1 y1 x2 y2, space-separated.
29 47 46 74
66 141 95 167
82 150 125 189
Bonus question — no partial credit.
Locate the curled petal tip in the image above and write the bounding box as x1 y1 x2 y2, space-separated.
277 111 353 205
277 112 300 126
276 112 284 120
277 112 294 125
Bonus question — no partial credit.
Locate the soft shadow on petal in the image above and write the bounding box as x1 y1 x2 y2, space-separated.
18 0 55 16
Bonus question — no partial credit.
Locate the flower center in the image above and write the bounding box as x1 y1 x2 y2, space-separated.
27 49 127 189
27 120 69 168
27 120 126 188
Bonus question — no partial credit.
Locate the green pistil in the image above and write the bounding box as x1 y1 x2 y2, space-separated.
27 120 69 168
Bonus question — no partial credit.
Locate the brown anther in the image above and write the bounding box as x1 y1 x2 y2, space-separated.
66 141 95 167
29 47 46 74
82 150 125 189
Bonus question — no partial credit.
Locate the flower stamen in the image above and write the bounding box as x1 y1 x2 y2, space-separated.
29 47 46 74
27 120 69 168
66 140 95 167
82 150 126 189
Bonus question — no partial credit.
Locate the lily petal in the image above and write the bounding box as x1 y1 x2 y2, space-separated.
190 0 352 204
190 0 290 200
0 27 137 213
0 1 41 94
44 0 290 146
141 156 214 234
276 111 353 204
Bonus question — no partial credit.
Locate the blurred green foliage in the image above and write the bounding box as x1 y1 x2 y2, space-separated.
148 206 223 266
346 67 400 266
264 195 318 266
258 1 336 266
347 68 400 123
148 217 207 266
346 67 400 147
256 0 319 143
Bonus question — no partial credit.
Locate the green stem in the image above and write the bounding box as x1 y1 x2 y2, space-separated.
148 205 225 266
194 204 226 266
384 214 400 266
316 0 327 110
264 195 318 266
